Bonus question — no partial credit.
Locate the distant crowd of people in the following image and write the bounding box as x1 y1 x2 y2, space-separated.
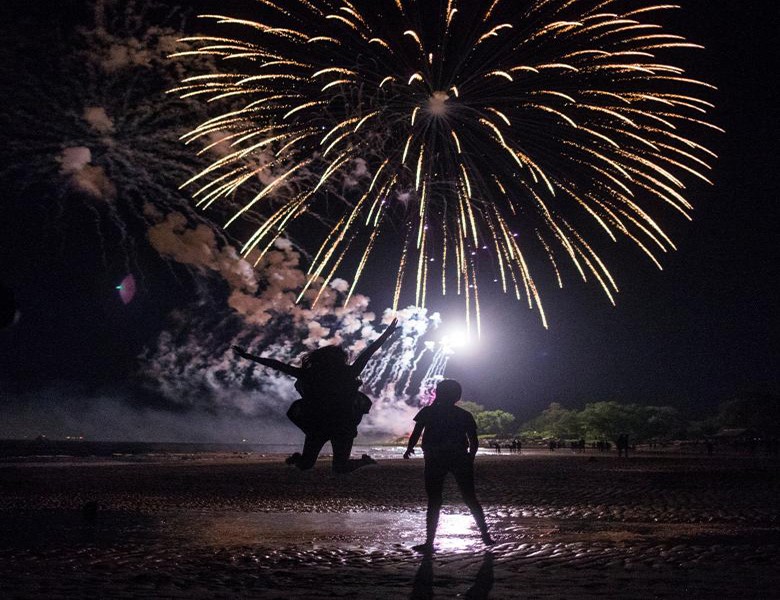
486 435 634 457
490 439 522 454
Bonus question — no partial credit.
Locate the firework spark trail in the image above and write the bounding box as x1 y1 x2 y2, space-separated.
172 0 719 331
358 305 451 426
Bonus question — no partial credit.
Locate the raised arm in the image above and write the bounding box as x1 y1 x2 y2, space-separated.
404 422 425 459
351 318 398 374
232 346 302 377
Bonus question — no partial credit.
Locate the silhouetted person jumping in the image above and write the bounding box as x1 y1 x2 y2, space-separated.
234 318 398 473
404 379 494 552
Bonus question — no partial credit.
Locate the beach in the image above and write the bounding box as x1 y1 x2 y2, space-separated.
1 450 778 599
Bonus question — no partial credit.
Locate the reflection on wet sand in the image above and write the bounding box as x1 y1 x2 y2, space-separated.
192 511 497 553
412 552 494 600
194 511 424 549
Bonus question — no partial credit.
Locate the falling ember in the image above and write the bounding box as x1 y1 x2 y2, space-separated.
171 1 720 332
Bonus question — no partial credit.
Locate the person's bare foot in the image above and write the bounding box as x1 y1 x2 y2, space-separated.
285 452 301 466
412 542 434 554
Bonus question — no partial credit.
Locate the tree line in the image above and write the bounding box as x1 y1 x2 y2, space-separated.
461 395 780 443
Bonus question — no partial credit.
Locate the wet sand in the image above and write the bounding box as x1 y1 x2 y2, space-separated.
1 451 778 598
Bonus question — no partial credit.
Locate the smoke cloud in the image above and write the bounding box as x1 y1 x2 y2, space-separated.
0 384 296 444
56 146 117 200
141 210 448 436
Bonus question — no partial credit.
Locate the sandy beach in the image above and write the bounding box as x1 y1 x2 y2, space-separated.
1 450 778 599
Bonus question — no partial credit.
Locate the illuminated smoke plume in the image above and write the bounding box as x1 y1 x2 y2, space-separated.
141 210 449 436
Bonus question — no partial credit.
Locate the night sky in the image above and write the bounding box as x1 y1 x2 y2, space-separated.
0 0 777 441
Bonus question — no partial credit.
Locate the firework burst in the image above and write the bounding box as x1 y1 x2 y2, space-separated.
0 0 220 264
172 0 720 331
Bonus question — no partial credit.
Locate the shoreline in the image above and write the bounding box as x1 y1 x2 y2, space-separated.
1 436 768 465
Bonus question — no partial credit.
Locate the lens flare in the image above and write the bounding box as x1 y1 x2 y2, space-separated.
172 0 719 332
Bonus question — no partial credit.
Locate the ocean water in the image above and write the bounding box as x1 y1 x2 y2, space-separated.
0 439 415 460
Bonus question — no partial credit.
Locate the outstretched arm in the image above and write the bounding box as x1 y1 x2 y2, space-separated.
232 346 301 377
404 422 425 459
352 318 399 374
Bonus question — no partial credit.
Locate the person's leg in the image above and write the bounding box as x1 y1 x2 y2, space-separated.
330 435 376 473
293 434 328 470
453 455 493 544
417 456 447 551
331 435 355 473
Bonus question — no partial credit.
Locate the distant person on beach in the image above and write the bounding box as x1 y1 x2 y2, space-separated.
233 318 398 473
617 433 630 458
404 379 494 552
705 439 714 456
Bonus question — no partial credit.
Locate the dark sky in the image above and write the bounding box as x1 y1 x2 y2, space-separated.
0 0 777 439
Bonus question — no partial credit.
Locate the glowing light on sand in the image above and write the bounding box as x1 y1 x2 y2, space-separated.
436 513 482 551
172 1 719 333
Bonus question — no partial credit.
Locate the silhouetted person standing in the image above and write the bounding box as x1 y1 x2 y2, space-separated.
404 379 493 552
234 318 398 473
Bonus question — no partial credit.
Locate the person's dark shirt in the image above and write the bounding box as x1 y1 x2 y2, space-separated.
414 404 476 454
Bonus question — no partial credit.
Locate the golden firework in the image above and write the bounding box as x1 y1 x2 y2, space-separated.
171 0 720 332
